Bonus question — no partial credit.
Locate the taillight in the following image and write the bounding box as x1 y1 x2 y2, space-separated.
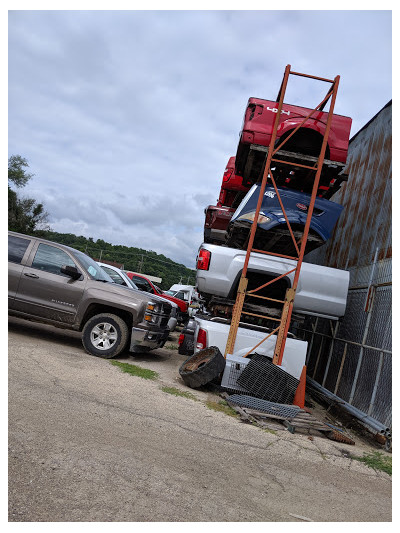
222 168 233 182
196 249 211 271
178 333 184 346
196 328 207 351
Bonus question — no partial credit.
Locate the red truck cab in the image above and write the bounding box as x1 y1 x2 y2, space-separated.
204 157 249 244
235 97 352 190
125 272 189 323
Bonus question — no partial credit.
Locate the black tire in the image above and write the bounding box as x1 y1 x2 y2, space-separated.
82 313 129 358
179 346 226 389
178 333 194 356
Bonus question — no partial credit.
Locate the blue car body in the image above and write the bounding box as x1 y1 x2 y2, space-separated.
227 184 343 253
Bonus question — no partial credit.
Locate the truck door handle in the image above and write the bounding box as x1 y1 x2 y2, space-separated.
24 273 39 279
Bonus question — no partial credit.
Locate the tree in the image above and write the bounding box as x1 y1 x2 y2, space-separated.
8 155 50 234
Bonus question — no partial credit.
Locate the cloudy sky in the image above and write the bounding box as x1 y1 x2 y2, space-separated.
8 7 392 268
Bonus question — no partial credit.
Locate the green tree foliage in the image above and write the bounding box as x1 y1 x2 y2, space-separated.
8 155 49 234
41 231 196 290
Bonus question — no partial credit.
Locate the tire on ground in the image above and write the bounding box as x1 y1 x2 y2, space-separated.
82 313 129 358
179 346 226 388
178 333 194 356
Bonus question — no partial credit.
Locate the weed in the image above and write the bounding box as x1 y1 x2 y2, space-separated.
161 386 198 401
353 451 392 476
164 343 179 351
262 427 277 435
110 360 158 380
206 399 238 418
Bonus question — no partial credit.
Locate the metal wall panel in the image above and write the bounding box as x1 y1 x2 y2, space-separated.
299 102 392 436
306 101 392 269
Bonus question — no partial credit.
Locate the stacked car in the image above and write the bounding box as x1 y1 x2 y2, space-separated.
204 97 352 255
178 93 353 389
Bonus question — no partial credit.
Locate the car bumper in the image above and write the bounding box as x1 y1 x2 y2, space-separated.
129 326 170 352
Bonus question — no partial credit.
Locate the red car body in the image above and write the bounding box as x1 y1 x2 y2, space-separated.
204 205 236 244
204 157 248 244
220 157 248 195
125 272 188 317
236 97 352 166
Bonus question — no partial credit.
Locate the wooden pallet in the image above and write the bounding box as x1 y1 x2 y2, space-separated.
222 393 355 443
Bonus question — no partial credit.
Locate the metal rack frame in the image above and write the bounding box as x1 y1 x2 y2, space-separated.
224 64 341 368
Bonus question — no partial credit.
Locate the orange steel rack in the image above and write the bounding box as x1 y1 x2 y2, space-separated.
224 65 341 371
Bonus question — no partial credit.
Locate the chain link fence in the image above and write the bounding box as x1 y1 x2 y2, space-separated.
293 254 392 435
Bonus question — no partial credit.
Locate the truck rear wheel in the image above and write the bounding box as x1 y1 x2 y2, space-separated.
82 313 128 358
179 346 226 388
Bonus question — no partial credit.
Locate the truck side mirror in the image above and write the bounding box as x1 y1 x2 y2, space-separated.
61 265 82 280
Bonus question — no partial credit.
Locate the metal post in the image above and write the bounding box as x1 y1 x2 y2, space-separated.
368 308 391 416
305 317 319 365
312 337 325 380
334 342 348 396
368 352 384 417
322 321 339 388
349 248 379 404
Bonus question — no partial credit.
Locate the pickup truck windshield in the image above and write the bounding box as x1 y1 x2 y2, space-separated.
74 250 113 282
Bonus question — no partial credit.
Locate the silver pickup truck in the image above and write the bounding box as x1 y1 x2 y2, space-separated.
196 243 349 320
8 231 172 358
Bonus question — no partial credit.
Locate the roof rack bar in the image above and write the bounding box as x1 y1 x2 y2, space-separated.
289 70 335 83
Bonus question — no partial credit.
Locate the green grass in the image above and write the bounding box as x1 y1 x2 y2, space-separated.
206 399 239 418
110 360 159 380
164 343 179 350
353 451 392 476
161 386 198 401
262 427 277 435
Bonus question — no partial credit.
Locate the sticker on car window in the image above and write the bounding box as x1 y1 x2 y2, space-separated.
88 266 97 277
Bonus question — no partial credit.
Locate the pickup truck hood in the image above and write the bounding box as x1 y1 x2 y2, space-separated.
87 280 172 311
230 184 343 241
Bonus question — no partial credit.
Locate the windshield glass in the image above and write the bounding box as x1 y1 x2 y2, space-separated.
125 276 139 290
231 184 257 221
164 290 177 297
73 250 113 281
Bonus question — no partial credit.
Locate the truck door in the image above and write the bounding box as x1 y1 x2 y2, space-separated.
8 234 34 301
14 242 86 324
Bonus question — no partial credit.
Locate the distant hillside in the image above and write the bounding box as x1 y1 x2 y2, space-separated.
40 231 196 290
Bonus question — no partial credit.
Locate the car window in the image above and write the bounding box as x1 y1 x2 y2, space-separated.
131 276 153 293
8 235 31 264
31 243 76 277
174 291 186 300
73 251 111 281
100 266 125 285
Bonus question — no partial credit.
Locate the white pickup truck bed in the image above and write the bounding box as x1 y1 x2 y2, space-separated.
196 243 349 319
194 316 307 380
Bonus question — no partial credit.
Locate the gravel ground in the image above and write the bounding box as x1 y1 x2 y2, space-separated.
8 316 392 522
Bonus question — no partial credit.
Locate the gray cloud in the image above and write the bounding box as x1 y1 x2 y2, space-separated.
9 10 392 268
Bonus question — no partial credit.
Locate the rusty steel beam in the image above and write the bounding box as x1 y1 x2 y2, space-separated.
224 65 342 366
272 75 340 366
224 64 291 357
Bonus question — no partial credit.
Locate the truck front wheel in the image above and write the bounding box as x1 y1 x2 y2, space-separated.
82 313 129 358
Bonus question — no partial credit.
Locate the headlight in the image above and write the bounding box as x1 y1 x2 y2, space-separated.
146 302 160 313
238 211 271 224
145 314 158 323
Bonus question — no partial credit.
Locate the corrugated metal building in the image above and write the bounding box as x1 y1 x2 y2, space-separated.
300 101 392 438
